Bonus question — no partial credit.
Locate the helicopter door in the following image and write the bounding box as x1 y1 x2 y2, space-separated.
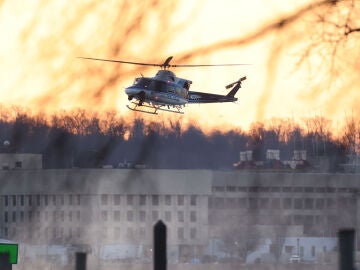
168 86 175 94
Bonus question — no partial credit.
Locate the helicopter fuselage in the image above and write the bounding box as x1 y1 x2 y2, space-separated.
125 70 190 106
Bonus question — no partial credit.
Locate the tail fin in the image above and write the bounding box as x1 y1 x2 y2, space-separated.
226 76 246 97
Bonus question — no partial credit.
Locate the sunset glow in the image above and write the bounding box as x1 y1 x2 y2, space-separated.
0 0 359 133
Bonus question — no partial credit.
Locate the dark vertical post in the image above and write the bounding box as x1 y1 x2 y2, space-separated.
0 252 12 270
154 220 167 270
75 252 87 270
338 229 355 270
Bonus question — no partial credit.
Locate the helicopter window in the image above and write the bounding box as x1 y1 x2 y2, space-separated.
134 78 151 88
183 81 190 90
175 86 187 98
149 80 168 92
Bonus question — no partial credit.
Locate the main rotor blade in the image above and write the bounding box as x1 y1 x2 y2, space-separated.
78 57 163 67
78 57 250 68
170 63 249 67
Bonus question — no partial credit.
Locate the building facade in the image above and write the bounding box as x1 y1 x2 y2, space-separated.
0 169 359 264
0 169 211 262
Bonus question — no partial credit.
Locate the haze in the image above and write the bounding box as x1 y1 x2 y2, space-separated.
0 0 358 132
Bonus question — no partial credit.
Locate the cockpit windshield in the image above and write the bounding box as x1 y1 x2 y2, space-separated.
133 78 170 93
132 78 188 98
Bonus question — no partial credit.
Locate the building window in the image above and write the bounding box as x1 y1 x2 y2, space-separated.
165 195 171 205
177 228 184 239
139 227 146 239
12 211 16 222
152 211 159 221
114 211 121 221
127 228 134 239
20 195 24 206
190 195 196 206
101 211 108 221
283 198 292 209
4 211 8 223
311 246 316 257
60 195 64 205
270 187 281 192
294 198 303 209
294 215 303 225
114 227 121 238
101 194 108 205
226 198 237 208
52 195 56 205
77 194 81 205
15 161 22 168
61 211 65 222
69 194 73 205
165 211 171 222
127 195 133 206
139 211 146 222
114 195 121 205
28 211 32 222
272 198 280 209
249 198 258 209
238 197 247 208
2 196 8 207
305 198 314 209
285 245 293 254
36 195 41 206
69 211 73 222
177 195 184 206
213 186 225 192
226 186 236 192
177 211 184 222
259 198 269 208
152 195 159 206
316 198 324 209
190 228 197 239
327 198 336 209
20 211 24 222
139 195 147 206
190 211 197 222
12 195 16 206
282 187 292 192
44 195 48 206
127 211 133 222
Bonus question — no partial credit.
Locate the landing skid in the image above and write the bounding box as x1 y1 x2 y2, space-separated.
127 102 184 114
126 104 158 115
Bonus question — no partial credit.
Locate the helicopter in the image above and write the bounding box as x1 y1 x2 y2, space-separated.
79 56 247 114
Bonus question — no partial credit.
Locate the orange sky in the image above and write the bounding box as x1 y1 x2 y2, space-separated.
0 0 358 133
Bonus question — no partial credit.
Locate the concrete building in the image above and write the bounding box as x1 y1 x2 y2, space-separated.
0 153 42 170
0 169 359 265
209 172 359 261
0 169 211 263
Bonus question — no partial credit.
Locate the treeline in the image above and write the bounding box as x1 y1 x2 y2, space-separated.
0 108 355 171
